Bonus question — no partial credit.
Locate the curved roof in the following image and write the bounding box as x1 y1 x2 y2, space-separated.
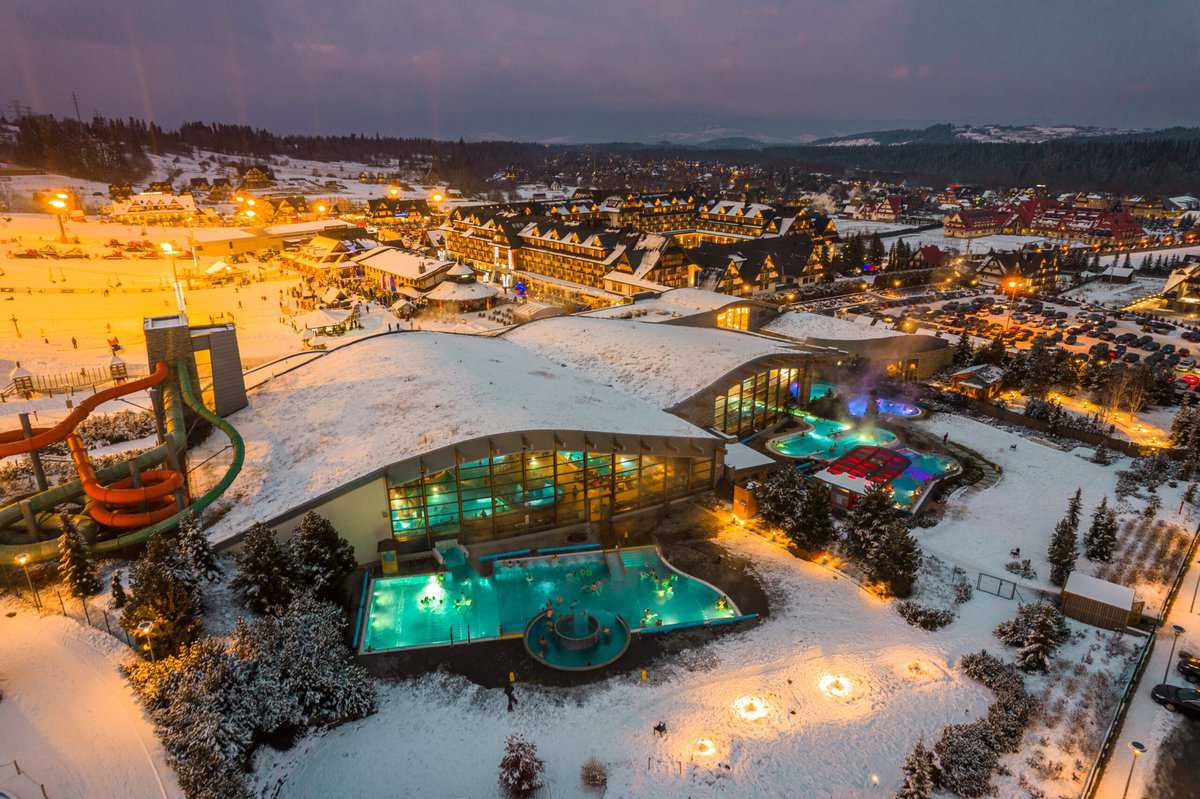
425 280 498 302
446 262 474 278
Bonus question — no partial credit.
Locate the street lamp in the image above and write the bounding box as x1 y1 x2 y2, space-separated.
1121 740 1147 799
1164 624 1186 683
47 196 69 243
1190 559 1200 613
160 242 186 311
15 552 40 609
136 620 157 662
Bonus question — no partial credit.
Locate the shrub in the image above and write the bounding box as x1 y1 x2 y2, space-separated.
895 600 955 631
580 757 607 788
499 734 545 797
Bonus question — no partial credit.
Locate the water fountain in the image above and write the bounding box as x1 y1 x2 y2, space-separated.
523 607 632 671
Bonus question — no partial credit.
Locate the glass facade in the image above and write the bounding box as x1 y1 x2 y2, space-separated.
716 305 750 331
387 449 714 547
712 367 800 437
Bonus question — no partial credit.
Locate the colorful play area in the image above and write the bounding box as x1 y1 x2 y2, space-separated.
357 544 747 669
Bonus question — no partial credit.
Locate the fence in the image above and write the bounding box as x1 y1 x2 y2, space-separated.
976 572 1019 600
1 568 140 654
0 760 52 798
964 398 1153 459
1077 522 1200 798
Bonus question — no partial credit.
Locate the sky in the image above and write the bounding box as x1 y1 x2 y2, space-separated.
2 0 1198 143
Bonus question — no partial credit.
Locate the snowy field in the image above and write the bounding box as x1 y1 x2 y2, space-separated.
890 228 1047 254
831 217 912 236
252 527 1000 799
0 597 182 799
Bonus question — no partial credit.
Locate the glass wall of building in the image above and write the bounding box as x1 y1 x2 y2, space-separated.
716 305 750 331
387 449 714 547
712 366 800 436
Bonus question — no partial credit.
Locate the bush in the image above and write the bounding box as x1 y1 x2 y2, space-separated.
580 757 607 788
994 603 1069 650
895 600 955 631
499 734 545 797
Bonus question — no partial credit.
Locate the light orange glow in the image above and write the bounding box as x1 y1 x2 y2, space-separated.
48 199 67 210
732 696 769 721
694 738 716 757
818 674 853 698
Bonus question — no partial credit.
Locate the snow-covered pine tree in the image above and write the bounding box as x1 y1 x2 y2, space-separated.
1016 604 1059 672
232 522 295 615
994 602 1069 649
57 516 102 597
953 329 974 366
1065 488 1082 533
756 466 807 540
1170 404 1198 447
178 513 223 583
895 735 938 799
111 570 127 608
866 518 922 597
121 535 203 657
792 479 836 551
290 512 356 603
843 482 896 563
498 734 545 798
1046 517 1077 587
1085 496 1116 562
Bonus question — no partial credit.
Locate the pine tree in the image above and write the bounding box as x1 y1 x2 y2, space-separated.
1047 517 1077 587
895 735 938 799
1084 496 1116 562
953 329 974 366
791 479 837 551
121 535 203 658
177 514 223 583
1016 604 1060 672
866 518 922 597
111 571 127 608
1170 404 1198 447
57 518 101 597
757 466 809 540
1065 488 1083 533
232 522 295 615
842 482 897 562
498 734 545 797
290 512 357 603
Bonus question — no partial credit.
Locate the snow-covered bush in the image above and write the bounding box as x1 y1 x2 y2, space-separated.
42 410 157 456
122 534 203 658
499 734 545 797
232 522 295 615
895 600 955 631
934 720 996 798
290 511 357 603
580 757 607 788
994 603 1069 650
895 736 938 799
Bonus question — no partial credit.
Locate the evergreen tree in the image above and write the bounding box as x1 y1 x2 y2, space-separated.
498 734 545 798
121 535 203 658
865 518 922 597
1016 604 1061 672
842 482 897 562
952 329 974 367
757 466 809 540
111 570 127 608
1084 496 1117 562
58 519 102 597
792 479 837 551
178 514 223 583
895 736 938 799
290 512 357 603
1047 517 1077 587
232 522 295 615
1065 488 1083 533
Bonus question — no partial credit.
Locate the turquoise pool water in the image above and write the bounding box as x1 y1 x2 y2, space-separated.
361 546 737 653
809 381 922 419
524 609 631 670
890 448 961 510
768 412 898 460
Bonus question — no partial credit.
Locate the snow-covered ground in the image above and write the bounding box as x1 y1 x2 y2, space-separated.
252 527 1000 799
890 228 1047 254
831 217 912 236
0 597 182 799
765 310 902 342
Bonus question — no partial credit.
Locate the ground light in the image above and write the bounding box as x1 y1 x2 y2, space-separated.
693 738 716 758
818 674 853 698
732 695 769 721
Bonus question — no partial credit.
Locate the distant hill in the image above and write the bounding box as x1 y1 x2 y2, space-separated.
810 123 1147 147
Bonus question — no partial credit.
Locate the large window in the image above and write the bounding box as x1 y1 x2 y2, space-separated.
716 305 750 331
712 367 800 436
386 448 715 547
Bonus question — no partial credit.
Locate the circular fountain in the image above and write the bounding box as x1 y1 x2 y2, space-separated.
523 608 631 671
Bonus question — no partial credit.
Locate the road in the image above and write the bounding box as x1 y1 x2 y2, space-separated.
0 598 181 799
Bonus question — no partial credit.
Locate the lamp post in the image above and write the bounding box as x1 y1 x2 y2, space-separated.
48 195 69 243
1189 558 1200 613
160 242 186 312
15 552 40 609
1121 740 1147 799
136 620 157 662
1004 278 1021 332
1164 624 1186 682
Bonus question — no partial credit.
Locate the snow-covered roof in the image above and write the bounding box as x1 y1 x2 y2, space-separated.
723 442 777 471
191 227 257 243
200 333 713 544
582 288 750 323
424 280 499 302
299 308 351 330
504 316 800 407
765 311 902 342
261 220 355 237
353 247 454 281
1064 572 1135 610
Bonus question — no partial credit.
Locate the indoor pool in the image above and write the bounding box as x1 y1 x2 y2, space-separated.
361 546 738 653
768 413 898 460
889 448 961 511
809 381 922 419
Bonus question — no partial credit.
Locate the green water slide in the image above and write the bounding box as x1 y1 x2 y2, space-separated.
0 361 244 563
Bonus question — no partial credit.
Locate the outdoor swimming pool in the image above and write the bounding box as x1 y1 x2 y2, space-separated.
890 448 961 511
767 412 898 460
809 381 923 419
360 545 739 653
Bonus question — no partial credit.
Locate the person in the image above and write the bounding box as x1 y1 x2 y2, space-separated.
71 336 77 349
942 432 949 444
654 721 667 737
504 682 517 713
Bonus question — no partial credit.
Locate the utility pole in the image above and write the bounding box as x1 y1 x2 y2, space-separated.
71 91 82 123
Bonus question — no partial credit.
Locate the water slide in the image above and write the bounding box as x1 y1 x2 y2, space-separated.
0 361 244 563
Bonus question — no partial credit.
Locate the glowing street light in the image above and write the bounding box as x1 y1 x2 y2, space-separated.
432 192 444 203
818 674 853 698
47 196 69 242
15 552 41 608
732 695 769 721
1163 624 1186 683
1121 741 1147 799
136 620 157 662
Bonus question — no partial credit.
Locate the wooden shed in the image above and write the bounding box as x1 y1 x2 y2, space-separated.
1061 572 1143 630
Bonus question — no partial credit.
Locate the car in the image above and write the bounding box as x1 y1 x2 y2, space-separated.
1181 358 1197 369
1065 335 1078 345
1151 683 1200 717
1123 352 1141 363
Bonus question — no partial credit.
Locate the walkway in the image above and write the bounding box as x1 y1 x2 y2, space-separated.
0 598 181 799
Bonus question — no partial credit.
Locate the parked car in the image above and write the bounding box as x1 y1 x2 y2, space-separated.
1123 352 1141 364
1151 683 1200 717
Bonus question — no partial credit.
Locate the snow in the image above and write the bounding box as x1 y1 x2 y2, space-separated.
765 311 901 342
1064 571 1135 609
722 442 776 470
191 330 713 545
831 217 910 236
0 597 182 799
252 527 998 799
582 287 745 323
504 316 800 407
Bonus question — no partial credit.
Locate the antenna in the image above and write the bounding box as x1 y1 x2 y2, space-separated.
71 91 82 122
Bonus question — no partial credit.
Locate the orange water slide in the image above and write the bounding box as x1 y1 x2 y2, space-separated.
0 361 170 457
65 432 183 528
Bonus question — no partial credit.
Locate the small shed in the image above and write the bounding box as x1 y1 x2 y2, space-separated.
1061 572 1142 630
722 442 778 484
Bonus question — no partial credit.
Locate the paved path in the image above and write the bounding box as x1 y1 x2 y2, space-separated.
1096 553 1200 799
0 598 181 799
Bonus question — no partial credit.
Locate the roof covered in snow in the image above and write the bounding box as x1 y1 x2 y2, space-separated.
583 288 751 323
765 311 903 342
1064 572 1136 609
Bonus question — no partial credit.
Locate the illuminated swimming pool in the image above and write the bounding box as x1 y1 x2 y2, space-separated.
767 412 898 460
360 545 739 653
809 381 923 419
890 448 961 511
